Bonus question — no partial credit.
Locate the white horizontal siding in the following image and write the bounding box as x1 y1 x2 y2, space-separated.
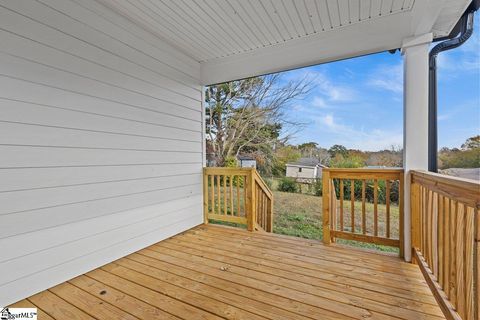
0 0 202 306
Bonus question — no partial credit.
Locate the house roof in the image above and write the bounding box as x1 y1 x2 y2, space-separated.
99 0 470 84
238 155 256 161
287 158 326 168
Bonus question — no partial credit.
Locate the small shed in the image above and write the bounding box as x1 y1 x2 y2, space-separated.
286 158 326 182
238 155 257 168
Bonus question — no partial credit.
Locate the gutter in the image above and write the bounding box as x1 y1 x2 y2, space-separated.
428 3 477 172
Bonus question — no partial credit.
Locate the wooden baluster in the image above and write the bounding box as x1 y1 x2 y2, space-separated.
258 188 262 226
257 185 260 225
386 180 391 238
259 187 262 226
210 175 214 215
427 190 435 271
410 182 421 263
456 202 465 316
350 180 355 233
203 172 209 224
236 176 241 216
421 186 426 255
223 175 227 215
438 194 444 289
322 170 331 244
216 175 221 215
427 190 433 267
465 206 475 320
340 179 344 231
425 189 429 262
432 192 438 279
229 175 234 216
263 193 267 229
243 176 247 217
444 196 451 298
450 200 457 307
362 180 366 235
262 194 266 230
330 180 337 235
262 194 265 229
265 196 268 230
267 197 273 232
374 179 378 237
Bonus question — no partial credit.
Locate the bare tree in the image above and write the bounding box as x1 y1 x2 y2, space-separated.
205 74 312 166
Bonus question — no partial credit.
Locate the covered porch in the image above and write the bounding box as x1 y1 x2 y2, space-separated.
1 1 478 320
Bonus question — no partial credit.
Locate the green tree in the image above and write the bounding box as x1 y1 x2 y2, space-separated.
438 136 480 169
461 135 480 150
205 75 311 166
330 154 365 168
271 145 301 176
328 144 348 158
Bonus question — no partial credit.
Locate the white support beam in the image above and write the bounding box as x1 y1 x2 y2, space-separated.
401 33 432 262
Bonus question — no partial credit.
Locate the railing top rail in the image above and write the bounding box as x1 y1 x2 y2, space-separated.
411 170 480 209
411 170 480 189
324 168 404 180
203 167 273 199
253 170 273 199
323 168 404 173
204 167 254 174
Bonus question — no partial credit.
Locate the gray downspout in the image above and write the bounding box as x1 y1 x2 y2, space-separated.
428 12 475 172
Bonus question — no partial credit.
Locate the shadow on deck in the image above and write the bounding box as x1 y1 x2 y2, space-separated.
10 224 444 320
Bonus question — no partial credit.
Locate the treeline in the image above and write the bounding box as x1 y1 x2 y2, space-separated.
264 135 479 176
438 135 480 169
265 142 402 176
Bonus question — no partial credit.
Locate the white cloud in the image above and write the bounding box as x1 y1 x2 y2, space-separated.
313 72 356 102
292 104 305 112
436 26 480 76
286 69 358 104
367 63 403 94
314 114 402 151
320 114 335 127
312 96 327 108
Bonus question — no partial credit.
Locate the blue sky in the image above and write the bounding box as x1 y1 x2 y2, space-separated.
283 15 479 151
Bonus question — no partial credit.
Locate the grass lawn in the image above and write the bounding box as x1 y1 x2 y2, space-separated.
273 190 400 253
206 183 400 253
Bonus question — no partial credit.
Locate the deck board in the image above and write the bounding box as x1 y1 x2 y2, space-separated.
11 224 445 319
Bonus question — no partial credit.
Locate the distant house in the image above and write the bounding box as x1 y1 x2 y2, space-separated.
286 158 327 182
238 155 257 168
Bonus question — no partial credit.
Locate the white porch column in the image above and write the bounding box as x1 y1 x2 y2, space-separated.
401 33 432 262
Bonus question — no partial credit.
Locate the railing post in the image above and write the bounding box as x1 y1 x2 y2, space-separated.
410 180 421 263
203 168 209 224
475 212 479 320
399 173 405 258
322 169 331 244
246 169 256 232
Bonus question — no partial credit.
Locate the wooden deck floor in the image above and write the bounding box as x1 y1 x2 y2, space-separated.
11 224 445 320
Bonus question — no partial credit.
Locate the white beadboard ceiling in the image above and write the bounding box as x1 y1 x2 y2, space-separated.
98 0 471 84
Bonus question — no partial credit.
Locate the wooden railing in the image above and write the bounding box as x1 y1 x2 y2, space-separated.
203 167 273 232
411 170 479 320
322 168 404 256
